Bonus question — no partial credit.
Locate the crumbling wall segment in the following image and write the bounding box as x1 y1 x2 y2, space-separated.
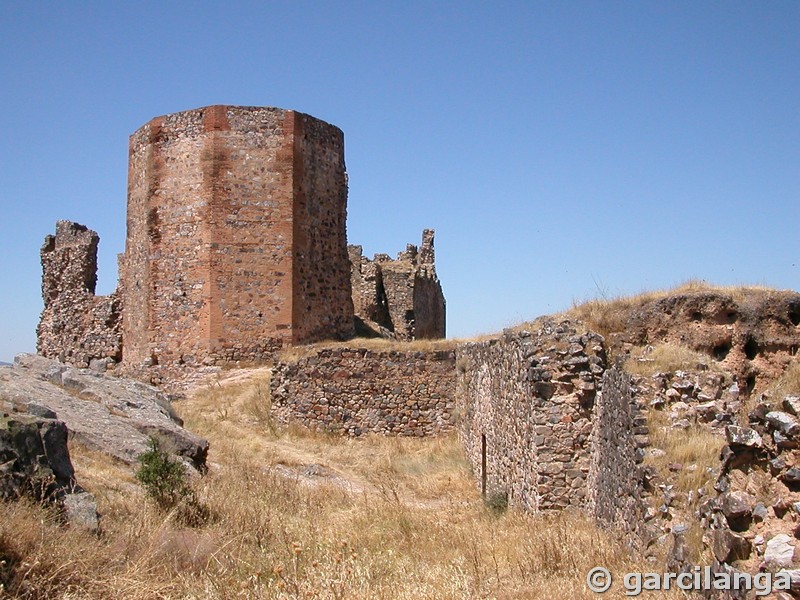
586 366 651 546
348 229 445 340
37 221 122 368
618 290 800 393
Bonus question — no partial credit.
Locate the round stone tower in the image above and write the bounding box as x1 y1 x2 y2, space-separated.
121 105 354 370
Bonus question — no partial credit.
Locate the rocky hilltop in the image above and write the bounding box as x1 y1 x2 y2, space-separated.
568 285 800 385
2 284 800 598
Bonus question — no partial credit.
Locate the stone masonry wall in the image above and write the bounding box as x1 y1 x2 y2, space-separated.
456 320 606 511
38 107 451 389
122 105 353 374
586 365 651 546
290 112 354 342
348 229 445 340
457 321 656 543
270 346 456 436
37 221 122 369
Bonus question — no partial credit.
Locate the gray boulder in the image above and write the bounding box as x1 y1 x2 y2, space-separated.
0 412 99 530
767 411 800 437
783 396 800 417
1 354 207 470
725 425 763 448
765 534 796 568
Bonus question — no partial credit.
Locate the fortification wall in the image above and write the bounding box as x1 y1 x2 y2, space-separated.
270 346 456 436
586 366 651 546
456 321 606 511
37 107 450 386
37 221 122 368
456 322 654 539
122 105 353 372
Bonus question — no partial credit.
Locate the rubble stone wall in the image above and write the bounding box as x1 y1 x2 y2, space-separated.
456 321 606 511
270 346 456 436
38 107 449 388
290 112 354 343
121 105 353 372
586 366 651 546
37 221 122 368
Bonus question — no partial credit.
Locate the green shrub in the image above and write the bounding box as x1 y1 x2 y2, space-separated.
135 438 208 526
485 491 508 515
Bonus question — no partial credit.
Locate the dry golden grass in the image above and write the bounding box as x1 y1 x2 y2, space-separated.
0 484 687 599
558 279 780 339
766 356 800 400
646 408 725 498
644 409 725 565
0 374 689 599
624 343 721 376
277 337 461 363
179 372 476 503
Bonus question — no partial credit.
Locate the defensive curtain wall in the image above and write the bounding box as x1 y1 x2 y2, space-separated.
270 346 456 436
453 319 651 544
268 319 652 542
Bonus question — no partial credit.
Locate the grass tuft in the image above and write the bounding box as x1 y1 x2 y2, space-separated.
766 357 800 400
646 408 725 513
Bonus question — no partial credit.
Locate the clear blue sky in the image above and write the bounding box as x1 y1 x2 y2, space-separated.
1 1 798 362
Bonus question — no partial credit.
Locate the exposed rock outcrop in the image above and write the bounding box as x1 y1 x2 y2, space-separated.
0 411 98 530
610 288 800 393
0 354 208 470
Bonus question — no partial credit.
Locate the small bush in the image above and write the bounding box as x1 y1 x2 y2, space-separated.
135 438 208 526
485 491 508 515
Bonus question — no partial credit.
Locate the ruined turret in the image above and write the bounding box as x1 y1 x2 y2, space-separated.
37 221 122 368
349 229 446 340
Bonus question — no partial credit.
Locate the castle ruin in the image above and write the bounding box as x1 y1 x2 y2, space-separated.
37 106 445 377
30 106 800 580
349 229 446 340
37 222 122 368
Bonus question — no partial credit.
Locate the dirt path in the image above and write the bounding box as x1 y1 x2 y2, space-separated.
183 368 474 511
